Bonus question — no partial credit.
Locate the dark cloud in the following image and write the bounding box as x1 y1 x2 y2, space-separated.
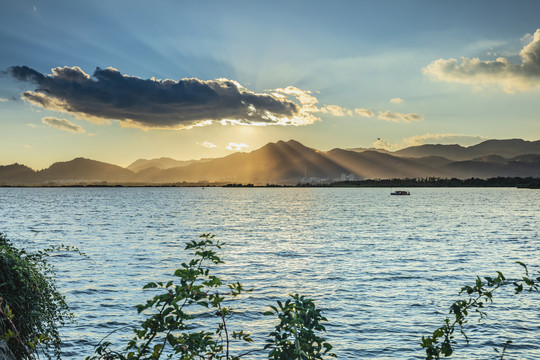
7 66 316 128
8 65 45 83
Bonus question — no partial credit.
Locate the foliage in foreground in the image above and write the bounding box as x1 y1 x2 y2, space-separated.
421 262 540 359
88 234 334 360
264 294 336 359
0 233 75 360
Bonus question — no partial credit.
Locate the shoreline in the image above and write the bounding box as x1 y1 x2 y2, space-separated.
1 177 539 189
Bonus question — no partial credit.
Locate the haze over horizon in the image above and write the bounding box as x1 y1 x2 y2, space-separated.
2 137 538 171
2 1 540 169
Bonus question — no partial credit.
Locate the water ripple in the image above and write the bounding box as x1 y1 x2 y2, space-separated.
0 187 539 359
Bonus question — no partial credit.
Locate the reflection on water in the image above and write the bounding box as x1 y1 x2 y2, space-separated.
0 187 539 359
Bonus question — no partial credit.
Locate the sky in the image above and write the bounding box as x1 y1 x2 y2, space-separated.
1 0 540 169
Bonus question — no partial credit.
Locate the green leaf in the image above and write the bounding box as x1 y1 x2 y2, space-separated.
143 282 158 289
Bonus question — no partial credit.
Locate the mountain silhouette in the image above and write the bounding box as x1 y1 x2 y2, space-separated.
324 149 451 179
469 139 540 158
1 139 539 185
37 158 133 183
394 139 540 161
131 140 349 184
0 163 35 184
127 157 210 173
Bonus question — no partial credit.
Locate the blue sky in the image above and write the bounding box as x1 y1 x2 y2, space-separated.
1 0 540 168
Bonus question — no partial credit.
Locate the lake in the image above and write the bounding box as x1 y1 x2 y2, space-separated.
0 187 539 359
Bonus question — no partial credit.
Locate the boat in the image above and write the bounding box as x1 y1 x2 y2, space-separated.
391 190 410 195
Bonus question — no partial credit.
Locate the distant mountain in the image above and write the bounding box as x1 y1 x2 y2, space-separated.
129 139 540 184
440 159 540 179
471 155 507 164
511 154 540 163
1 139 539 185
393 144 473 161
131 140 350 184
407 156 454 168
393 139 540 161
469 139 540 158
346 147 390 154
323 149 450 179
0 163 35 184
37 158 133 183
127 157 210 173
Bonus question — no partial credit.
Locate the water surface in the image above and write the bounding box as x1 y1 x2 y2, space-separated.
0 187 539 359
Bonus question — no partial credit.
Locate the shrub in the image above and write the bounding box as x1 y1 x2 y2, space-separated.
0 233 73 360
264 294 336 359
421 262 540 359
89 234 335 360
89 234 255 359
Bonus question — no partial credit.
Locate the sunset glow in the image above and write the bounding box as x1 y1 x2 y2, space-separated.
1 1 539 168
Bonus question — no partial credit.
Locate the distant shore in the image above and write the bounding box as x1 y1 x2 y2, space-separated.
1 177 539 189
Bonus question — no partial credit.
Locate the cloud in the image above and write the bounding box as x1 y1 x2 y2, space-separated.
315 102 422 123
42 116 85 133
403 133 487 146
424 28 540 92
320 105 353 117
372 138 399 151
273 86 318 108
226 142 249 151
372 133 488 151
390 97 404 104
269 88 405 122
7 66 319 129
271 86 320 124
312 104 420 122
354 108 374 117
202 141 217 148
0 97 8 102
378 111 423 123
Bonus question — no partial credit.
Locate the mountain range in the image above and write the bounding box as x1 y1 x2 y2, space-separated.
1 139 539 185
